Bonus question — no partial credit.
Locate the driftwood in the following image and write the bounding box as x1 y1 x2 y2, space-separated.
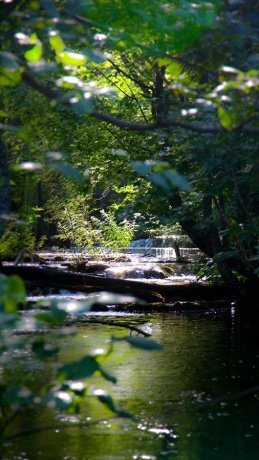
14 249 46 265
1 264 233 304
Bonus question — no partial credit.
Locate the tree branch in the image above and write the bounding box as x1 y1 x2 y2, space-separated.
66 318 152 337
21 72 259 134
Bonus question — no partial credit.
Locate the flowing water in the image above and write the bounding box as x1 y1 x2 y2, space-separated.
2 305 259 460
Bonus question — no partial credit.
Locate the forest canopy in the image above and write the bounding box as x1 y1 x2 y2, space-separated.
0 0 259 300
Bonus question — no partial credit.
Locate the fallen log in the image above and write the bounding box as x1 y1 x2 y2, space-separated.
1 264 233 303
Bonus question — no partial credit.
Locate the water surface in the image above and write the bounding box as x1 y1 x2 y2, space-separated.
2 306 259 460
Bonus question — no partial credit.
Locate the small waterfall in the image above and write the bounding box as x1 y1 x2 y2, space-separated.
127 236 178 258
127 236 201 259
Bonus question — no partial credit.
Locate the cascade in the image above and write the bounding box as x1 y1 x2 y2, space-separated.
127 236 201 259
127 236 178 258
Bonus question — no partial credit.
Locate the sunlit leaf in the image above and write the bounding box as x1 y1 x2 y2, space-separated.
217 106 232 131
45 151 64 161
42 391 72 410
56 76 83 88
87 291 144 306
96 86 117 98
39 297 92 315
157 57 173 67
220 65 239 74
167 61 183 77
0 274 26 313
58 51 86 67
49 34 65 53
24 44 42 62
14 162 43 171
0 70 21 87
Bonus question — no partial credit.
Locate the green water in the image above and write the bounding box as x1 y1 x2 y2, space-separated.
2 307 259 460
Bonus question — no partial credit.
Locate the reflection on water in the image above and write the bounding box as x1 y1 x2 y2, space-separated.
2 307 259 460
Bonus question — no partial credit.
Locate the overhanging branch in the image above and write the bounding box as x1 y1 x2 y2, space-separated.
22 72 259 135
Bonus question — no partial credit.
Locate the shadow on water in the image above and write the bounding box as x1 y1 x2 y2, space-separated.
2 304 259 460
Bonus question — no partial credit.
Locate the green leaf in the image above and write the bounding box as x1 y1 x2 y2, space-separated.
34 303 67 324
149 169 192 192
56 76 83 88
86 291 144 306
131 161 192 192
0 70 21 87
32 338 59 358
42 390 72 410
96 392 117 412
40 0 59 17
131 160 152 175
96 391 133 418
58 51 86 67
70 95 93 115
214 250 239 261
50 161 84 180
24 43 42 62
167 62 183 77
0 51 19 71
0 123 30 141
36 297 92 315
1 387 34 406
0 274 26 313
99 368 117 384
14 162 43 171
217 106 232 131
125 336 163 350
58 356 100 380
49 34 65 53
83 49 107 63
157 57 173 67
112 335 162 351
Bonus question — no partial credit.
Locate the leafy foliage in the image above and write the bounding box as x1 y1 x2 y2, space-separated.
0 274 161 442
0 1 258 289
47 194 135 250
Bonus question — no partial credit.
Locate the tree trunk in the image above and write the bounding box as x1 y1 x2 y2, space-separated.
0 137 10 238
1 264 233 303
35 180 44 243
168 189 251 299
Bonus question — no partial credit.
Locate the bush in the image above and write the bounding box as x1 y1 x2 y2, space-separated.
0 222 36 260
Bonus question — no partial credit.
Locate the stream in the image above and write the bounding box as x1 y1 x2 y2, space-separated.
2 302 259 460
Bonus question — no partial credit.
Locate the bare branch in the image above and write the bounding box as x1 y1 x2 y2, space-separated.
107 58 152 95
66 318 152 337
